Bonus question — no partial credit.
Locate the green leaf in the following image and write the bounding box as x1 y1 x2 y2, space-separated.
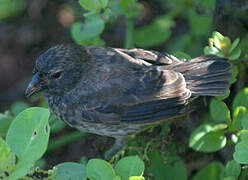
0 137 15 174
79 0 108 10
0 112 13 136
0 0 26 21
6 107 50 163
189 123 227 152
213 31 224 41
129 176 145 180
229 38 240 54
71 14 104 44
241 114 248 130
240 130 248 141
216 89 230 101
229 65 238 84
147 151 187 180
189 10 212 37
210 99 231 123
233 141 248 164
203 46 224 56
10 101 30 116
7 160 33 180
87 159 115 180
229 106 247 132
232 88 248 110
114 156 144 180
229 48 241 60
215 37 231 51
192 161 224 180
224 160 241 177
54 162 87 180
134 15 174 47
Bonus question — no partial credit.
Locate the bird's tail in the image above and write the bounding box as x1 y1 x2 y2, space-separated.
172 56 232 96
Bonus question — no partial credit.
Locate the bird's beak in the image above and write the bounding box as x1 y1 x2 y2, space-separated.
25 73 43 97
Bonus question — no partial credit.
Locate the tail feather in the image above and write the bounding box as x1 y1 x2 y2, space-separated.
172 56 232 96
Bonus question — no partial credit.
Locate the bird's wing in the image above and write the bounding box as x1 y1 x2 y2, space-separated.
78 47 191 124
116 48 184 66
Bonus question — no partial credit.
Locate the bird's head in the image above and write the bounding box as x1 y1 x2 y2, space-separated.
25 44 90 97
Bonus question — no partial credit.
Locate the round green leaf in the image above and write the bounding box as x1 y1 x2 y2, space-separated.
210 99 231 123
233 141 248 164
229 106 247 131
134 15 174 47
87 159 115 180
189 123 227 152
192 161 224 180
54 162 87 180
241 114 248 130
79 0 108 10
232 88 248 110
114 156 144 180
225 160 241 177
6 107 50 163
71 14 104 44
240 130 248 141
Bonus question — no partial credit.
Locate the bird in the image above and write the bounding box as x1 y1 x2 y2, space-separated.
25 44 232 159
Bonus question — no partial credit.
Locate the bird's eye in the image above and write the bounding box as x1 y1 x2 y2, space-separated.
51 71 62 79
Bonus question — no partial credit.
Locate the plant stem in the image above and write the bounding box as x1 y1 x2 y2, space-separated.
47 131 90 153
125 17 134 49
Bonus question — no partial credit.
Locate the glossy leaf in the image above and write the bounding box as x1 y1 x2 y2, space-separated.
233 141 248 164
232 88 248 110
114 156 144 180
54 162 87 180
6 107 50 163
224 160 241 177
229 106 247 132
210 99 231 123
87 159 115 180
192 161 224 180
189 124 227 152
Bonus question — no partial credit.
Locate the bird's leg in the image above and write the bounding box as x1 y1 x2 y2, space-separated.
104 137 126 161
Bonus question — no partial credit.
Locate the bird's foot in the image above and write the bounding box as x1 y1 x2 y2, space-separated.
104 137 126 161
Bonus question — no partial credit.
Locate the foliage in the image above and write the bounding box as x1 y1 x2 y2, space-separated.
1 0 248 179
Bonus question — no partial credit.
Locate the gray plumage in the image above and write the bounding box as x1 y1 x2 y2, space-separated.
25 44 231 158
